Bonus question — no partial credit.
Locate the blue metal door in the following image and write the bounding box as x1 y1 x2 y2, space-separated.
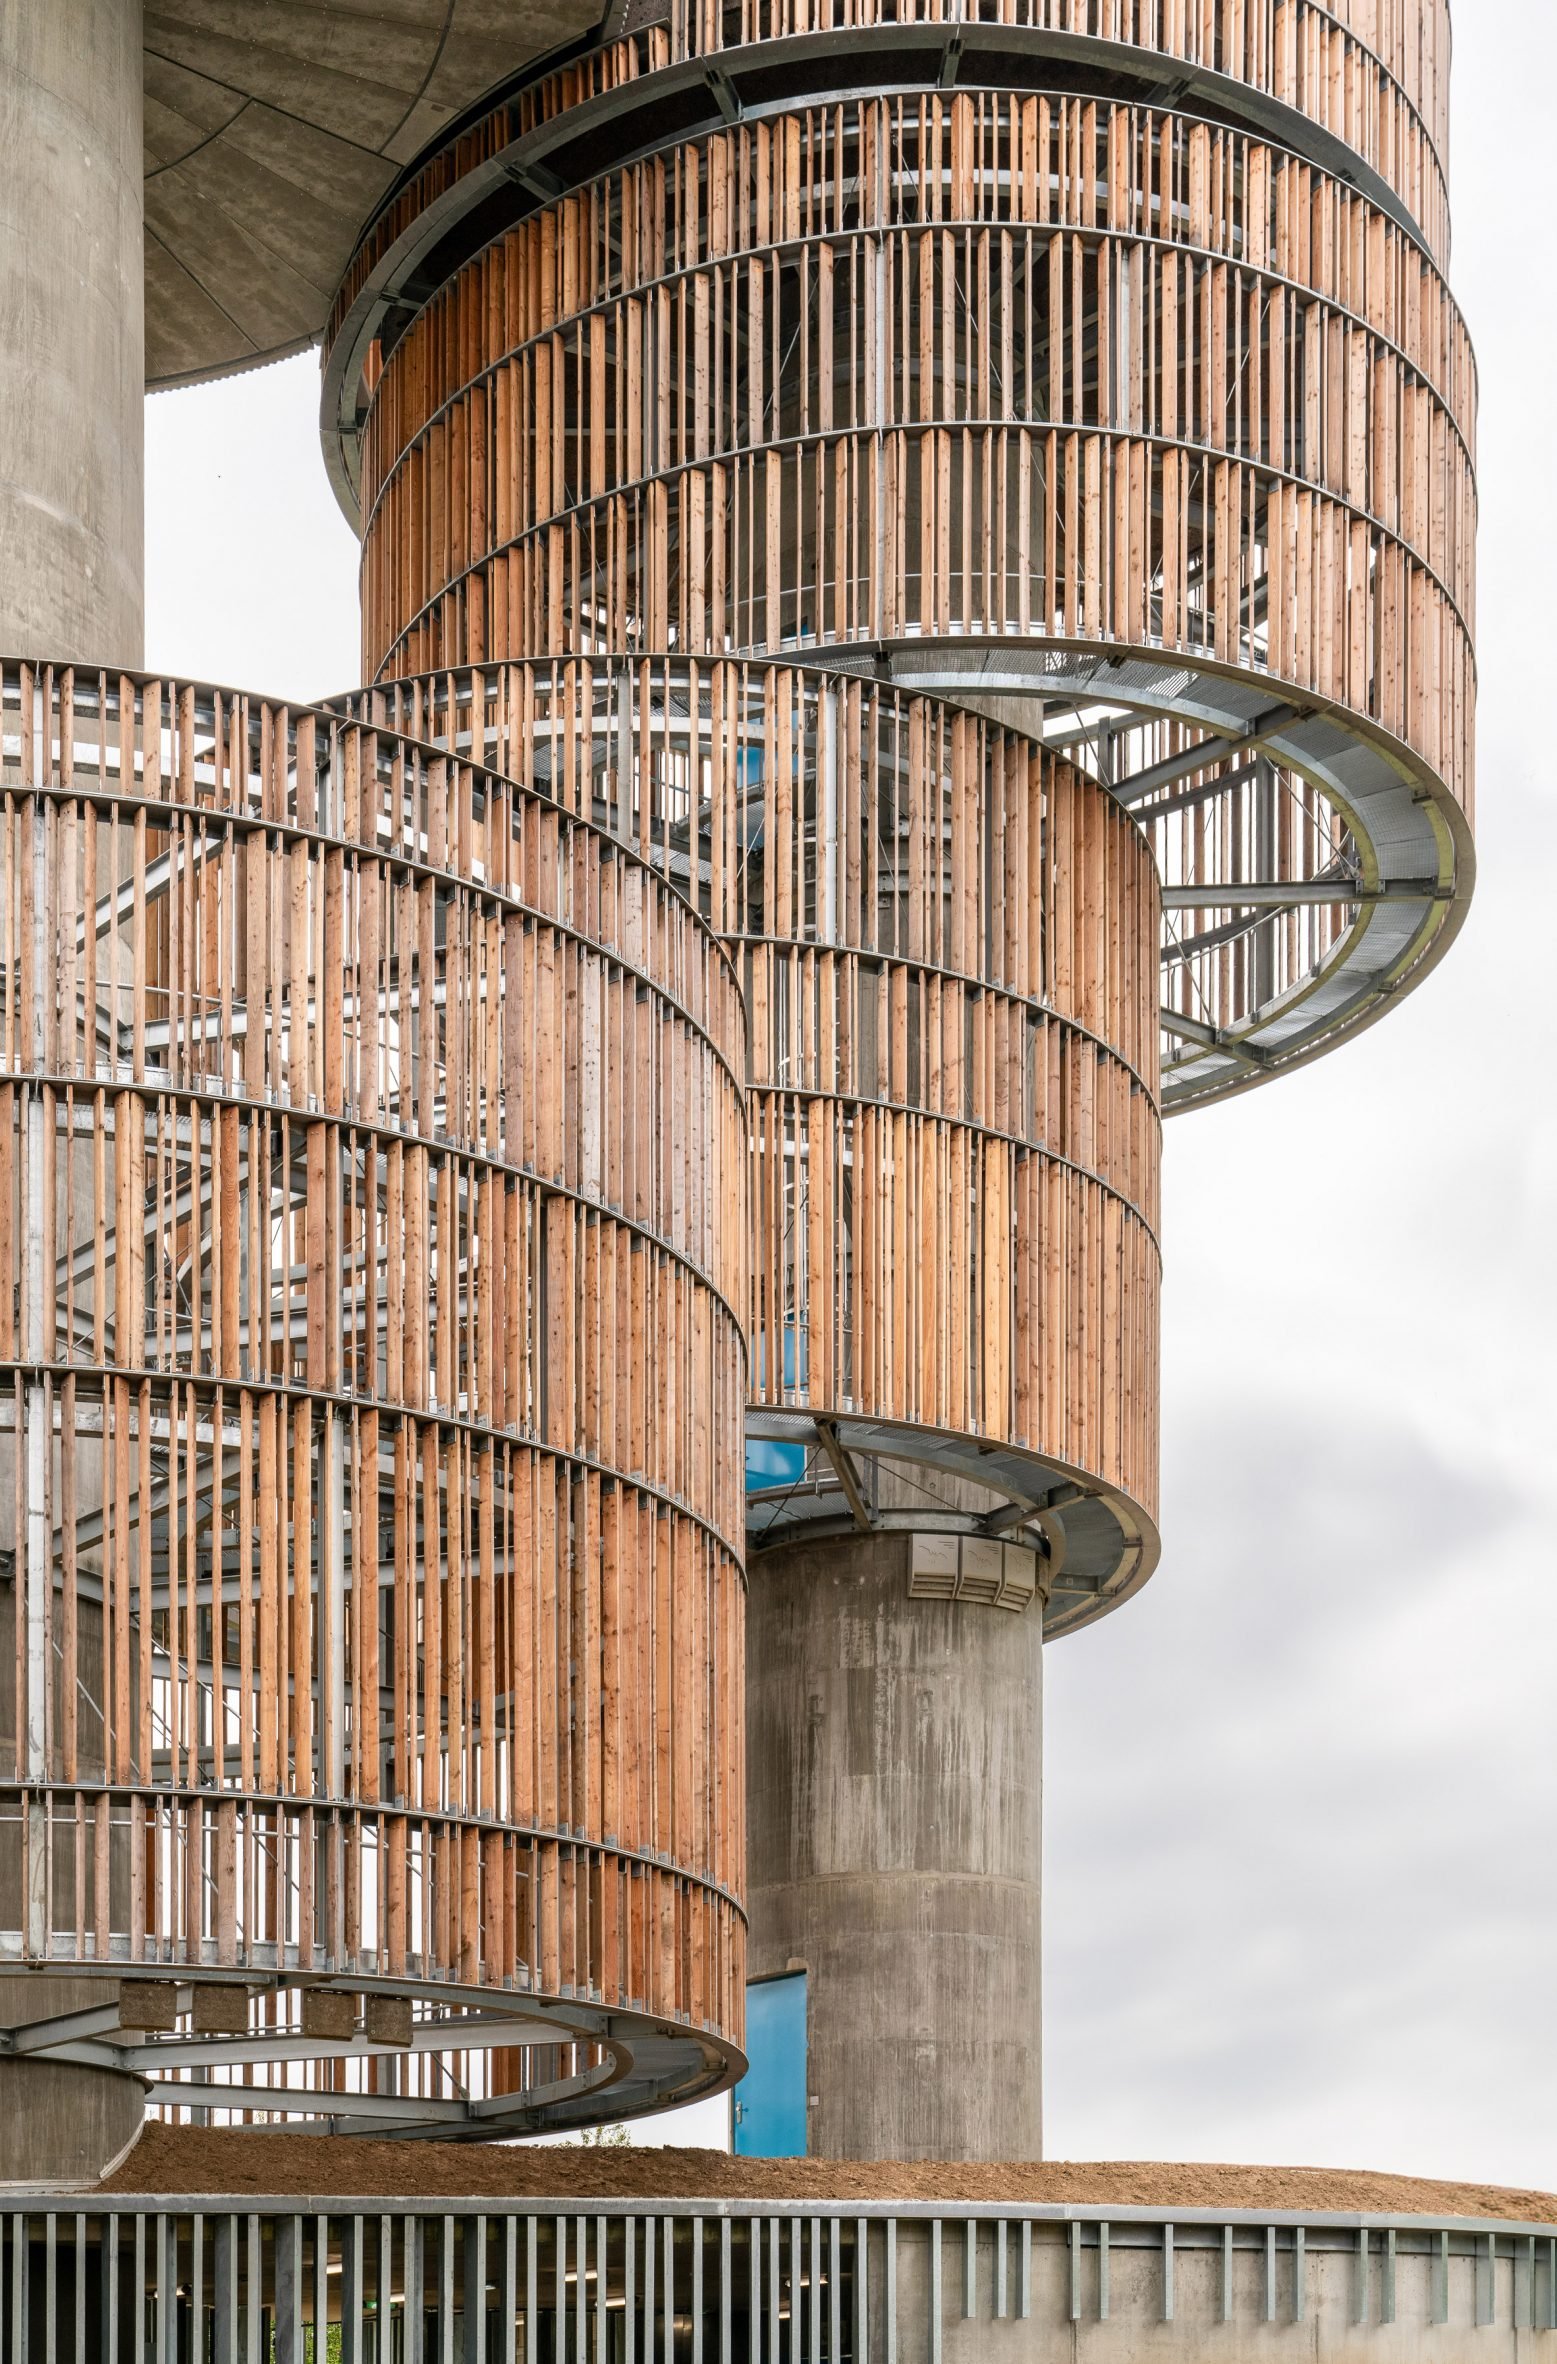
731 1972 808 2156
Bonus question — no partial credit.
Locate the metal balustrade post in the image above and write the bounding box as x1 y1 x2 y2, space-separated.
274 2220 304 2364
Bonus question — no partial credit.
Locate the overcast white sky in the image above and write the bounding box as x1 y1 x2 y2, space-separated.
145 0 1556 2182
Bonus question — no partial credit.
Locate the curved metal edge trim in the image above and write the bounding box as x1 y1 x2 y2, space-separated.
0 794 752 1128
0 1794 747 1926
0 1972 747 2140
1161 887 1467 1114
318 22 1450 530
370 423 1475 691
5 1058 750 1344
867 634 1475 1111
742 1406 1161 1638
133 2019 747 2140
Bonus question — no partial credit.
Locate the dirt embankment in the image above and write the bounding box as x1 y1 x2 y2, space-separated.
101 2128 1557 2223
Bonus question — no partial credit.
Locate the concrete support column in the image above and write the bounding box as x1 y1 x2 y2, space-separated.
0 0 144 667
0 1978 144 2187
746 1531 1044 2162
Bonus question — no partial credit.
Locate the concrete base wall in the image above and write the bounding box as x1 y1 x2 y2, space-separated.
0 0 144 667
0 2057 144 2188
746 1531 1043 2161
0 1975 141 2187
891 2215 1544 2361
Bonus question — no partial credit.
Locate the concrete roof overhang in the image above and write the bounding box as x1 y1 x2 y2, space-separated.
144 1 598 388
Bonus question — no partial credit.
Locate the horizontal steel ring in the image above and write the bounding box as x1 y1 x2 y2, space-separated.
746 1078 1162 1252
0 1358 750 1573
358 223 1472 551
744 1405 1160 1632
0 1780 746 1922
323 28 1452 519
8 1045 751 1339
372 421 1476 674
736 932 1163 1107
0 776 750 1107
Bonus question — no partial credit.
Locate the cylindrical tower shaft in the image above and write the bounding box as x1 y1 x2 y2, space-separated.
747 1533 1044 2162
0 0 144 667
0 1 144 2176
0 0 147 2130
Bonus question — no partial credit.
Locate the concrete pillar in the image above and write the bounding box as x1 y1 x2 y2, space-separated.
0 0 145 2188
0 0 144 667
0 1978 144 2187
746 1531 1044 2162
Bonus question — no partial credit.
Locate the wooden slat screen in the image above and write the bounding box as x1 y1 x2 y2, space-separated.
351 660 1162 1527
355 94 1473 833
325 0 1454 362
0 662 747 2121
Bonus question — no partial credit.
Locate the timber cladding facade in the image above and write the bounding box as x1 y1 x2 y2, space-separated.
315 0 1474 2158
342 660 1166 1616
0 665 749 2136
0 0 1473 2162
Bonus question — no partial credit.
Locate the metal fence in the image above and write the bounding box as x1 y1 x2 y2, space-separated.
4 2201 1557 2363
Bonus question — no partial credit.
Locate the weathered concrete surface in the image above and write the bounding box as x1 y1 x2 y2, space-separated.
894 2214 1548 2361
144 0 602 385
0 1977 141 2188
3 0 611 627
746 1531 1043 2161
0 0 144 666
